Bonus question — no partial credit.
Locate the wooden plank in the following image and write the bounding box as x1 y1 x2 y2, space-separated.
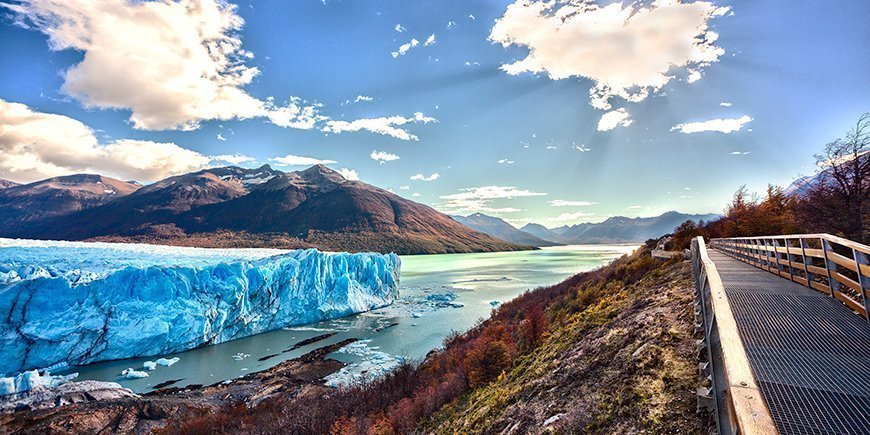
803 248 825 259
832 271 862 293
810 281 831 294
807 265 828 276
827 251 859 273
833 290 865 313
793 276 809 286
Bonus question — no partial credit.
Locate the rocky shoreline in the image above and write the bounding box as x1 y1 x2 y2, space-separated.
0 339 357 434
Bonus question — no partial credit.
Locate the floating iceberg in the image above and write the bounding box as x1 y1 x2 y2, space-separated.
0 238 401 374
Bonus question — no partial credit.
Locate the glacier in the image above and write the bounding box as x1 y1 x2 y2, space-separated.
0 238 400 375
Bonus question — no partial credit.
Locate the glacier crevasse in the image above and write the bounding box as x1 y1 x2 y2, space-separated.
0 239 400 375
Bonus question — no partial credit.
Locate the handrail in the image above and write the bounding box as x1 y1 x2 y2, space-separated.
711 233 869 320
691 237 779 434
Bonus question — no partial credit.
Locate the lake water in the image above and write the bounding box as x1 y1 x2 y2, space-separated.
65 244 636 392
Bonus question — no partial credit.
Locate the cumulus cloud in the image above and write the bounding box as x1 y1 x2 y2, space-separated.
730 151 751 155
323 112 436 141
210 153 256 165
337 168 359 180
0 99 209 183
572 144 591 152
440 186 545 214
216 133 226 142
497 159 514 164
549 200 597 207
410 173 440 181
597 108 633 131
371 150 400 164
547 212 595 223
270 154 337 166
671 115 752 133
391 38 420 58
424 34 436 46
395 23 405 33
412 192 421 197
399 185 410 190
3 0 321 131
490 0 729 111
720 102 732 107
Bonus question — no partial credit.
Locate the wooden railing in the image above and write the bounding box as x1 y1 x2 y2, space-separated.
711 234 870 320
691 237 779 434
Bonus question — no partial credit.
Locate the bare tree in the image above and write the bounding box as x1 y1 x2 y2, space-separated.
797 113 870 242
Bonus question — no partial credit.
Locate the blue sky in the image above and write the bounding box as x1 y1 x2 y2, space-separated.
0 0 868 228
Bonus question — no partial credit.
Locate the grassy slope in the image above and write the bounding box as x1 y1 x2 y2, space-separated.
423 250 707 433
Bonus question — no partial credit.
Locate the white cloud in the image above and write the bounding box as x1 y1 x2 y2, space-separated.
395 23 405 33
412 192 421 197
264 97 325 129
730 151 751 155
323 112 436 141
216 133 226 142
391 38 419 58
424 34 436 46
572 144 591 152
0 98 209 183
497 159 514 164
446 21 456 30
354 95 373 103
627 205 644 209
337 168 359 180
211 154 255 165
720 102 732 107
549 200 597 207
597 108 633 131
671 115 752 134
490 0 729 111
399 185 410 190
547 212 595 223
687 70 703 83
440 185 545 214
410 173 440 181
4 0 319 131
371 150 400 164
270 154 337 166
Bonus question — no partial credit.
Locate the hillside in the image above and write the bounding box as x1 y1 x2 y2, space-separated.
0 174 140 232
6 165 528 255
452 213 562 247
0 179 19 189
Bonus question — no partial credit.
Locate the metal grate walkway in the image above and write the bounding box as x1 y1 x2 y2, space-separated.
709 250 870 435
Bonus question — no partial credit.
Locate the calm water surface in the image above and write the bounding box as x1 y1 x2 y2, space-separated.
67 244 636 392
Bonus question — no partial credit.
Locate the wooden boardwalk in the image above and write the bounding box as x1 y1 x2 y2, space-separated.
709 249 870 434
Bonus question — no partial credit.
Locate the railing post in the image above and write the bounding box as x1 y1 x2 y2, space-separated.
851 248 869 320
799 237 813 290
821 238 838 297
786 239 798 282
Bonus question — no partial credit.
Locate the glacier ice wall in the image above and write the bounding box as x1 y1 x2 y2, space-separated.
0 239 400 374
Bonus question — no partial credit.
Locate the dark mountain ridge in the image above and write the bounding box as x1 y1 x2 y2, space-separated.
6 165 528 255
0 174 140 233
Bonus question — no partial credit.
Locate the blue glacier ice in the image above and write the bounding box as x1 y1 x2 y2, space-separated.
0 239 400 375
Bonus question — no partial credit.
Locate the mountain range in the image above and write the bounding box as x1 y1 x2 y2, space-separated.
454 211 720 246
451 213 561 247
0 165 527 255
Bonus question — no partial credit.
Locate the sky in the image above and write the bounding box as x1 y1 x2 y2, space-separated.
0 0 868 228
